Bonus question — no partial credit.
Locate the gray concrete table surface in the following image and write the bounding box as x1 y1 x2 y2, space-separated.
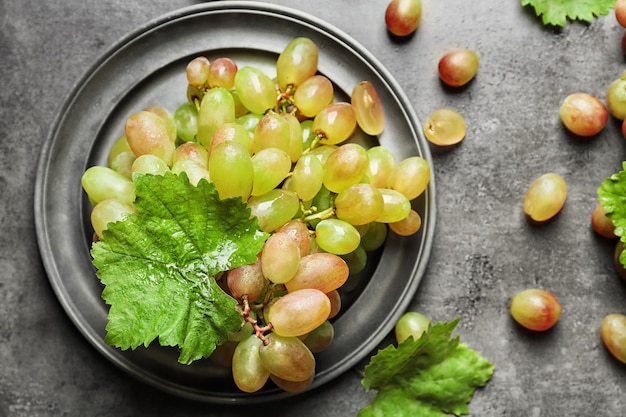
2 0 626 416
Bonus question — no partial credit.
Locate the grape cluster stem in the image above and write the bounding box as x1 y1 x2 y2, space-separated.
238 294 273 345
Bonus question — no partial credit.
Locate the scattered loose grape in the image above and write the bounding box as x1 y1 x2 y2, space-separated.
616 0 626 28
395 311 431 343
509 289 561 331
591 203 616 239
600 314 626 364
559 93 608 137
423 108 466 146
438 49 479 87
607 71 626 120
614 241 626 282
385 0 422 37
523 173 567 222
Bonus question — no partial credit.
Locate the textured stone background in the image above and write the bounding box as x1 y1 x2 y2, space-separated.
2 0 626 416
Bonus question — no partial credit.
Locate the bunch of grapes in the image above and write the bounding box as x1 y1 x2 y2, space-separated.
81 37 431 393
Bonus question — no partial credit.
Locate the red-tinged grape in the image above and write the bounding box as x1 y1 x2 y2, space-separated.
325 290 342 319
227 255 266 302
293 75 334 118
276 37 319 90
376 188 411 223
322 143 369 193
360 221 388 251
385 0 422 37
268 288 331 337
334 183 384 226
173 142 208 167
270 373 314 393
559 93 608 137
591 203 616 239
81 166 136 205
232 335 271 393
285 252 350 294
234 66 276 115
614 241 626 282
125 110 176 165
315 218 361 255
622 30 626 56
277 221 311 258
196 87 236 149
395 311 431 343
303 320 334 353
600 314 626 364
388 209 421 236
387 156 430 200
251 148 292 196
247 189 300 233
209 122 252 157
261 232 301 284
259 333 316 382
253 112 291 154
170 158 210 186
351 81 385 136
90 198 136 238
186 56 210 88
509 289 561 331
208 141 253 200
144 106 177 143
523 173 567 222
617 0 626 27
607 71 626 120
291 153 324 202
423 108 466 146
438 49 479 87
207 57 238 89
365 146 396 188
313 102 357 145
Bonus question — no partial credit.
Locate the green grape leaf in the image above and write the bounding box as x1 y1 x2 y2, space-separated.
359 319 494 417
91 172 268 365
521 0 614 27
598 161 626 267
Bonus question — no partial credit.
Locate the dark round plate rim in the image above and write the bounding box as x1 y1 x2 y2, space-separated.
33 1 436 404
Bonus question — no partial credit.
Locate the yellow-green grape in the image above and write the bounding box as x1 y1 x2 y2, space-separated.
423 108 466 146
90 198 136 238
277 220 311 257
376 189 411 223
173 142 208 167
107 135 136 179
523 173 567 222
251 148 292 196
247 189 300 232
351 81 385 136
171 158 210 186
285 252 350 294
395 311 431 344
258 333 316 382
261 232 301 284
270 374 314 393
314 102 357 145
231 88 250 118
208 141 253 200
130 154 170 178
253 112 291 154
291 153 324 202
232 335 270 393
281 112 304 162
334 183 385 226
365 146 395 188
209 122 252 157
388 209 421 236
601 313 626 364
387 156 430 200
144 105 177 144
300 119 316 149
81 166 135 205
186 56 211 88
268 288 331 337
228 318 255 343
308 145 337 166
125 110 176 166
607 71 626 120
360 221 388 251
174 102 198 143
303 320 334 353
293 75 334 118
236 112 263 136
322 143 369 193
276 37 319 91
234 66 276 114
197 87 236 149
315 218 361 255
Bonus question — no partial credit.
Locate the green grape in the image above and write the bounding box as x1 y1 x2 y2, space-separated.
291 153 324 202
208 340 237 368
315 218 361 255
197 87 236 149
335 183 384 225
325 289 342 319
285 252 349 294
207 57 238 89
281 112 304 162
186 56 211 88
209 122 252 156
171 158 210 186
90 198 136 238
208 141 253 200
231 88 250 118
276 37 319 91
523 173 567 222
130 154 169 177
340 245 367 275
174 102 198 143
395 312 431 344
423 108 466 146
234 66 276 114
107 135 134 168
82 166 136 205
247 189 300 232
376 189 411 223
601 313 626 364
270 374 314 393
300 119 316 149
125 110 176 166
607 71 626 120
388 208 421 236
268 288 330 337
351 81 385 136
303 320 334 353
293 75 334 118
261 232 301 284
144 105 177 144
251 148 292 196
253 112 291 154
313 102 357 145
365 146 396 188
308 145 337 166
359 221 388 251
173 142 208 167
387 156 430 200
322 143 369 193
232 335 271 393
236 112 263 135
227 255 266 302
228 319 255 343
259 333 315 382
